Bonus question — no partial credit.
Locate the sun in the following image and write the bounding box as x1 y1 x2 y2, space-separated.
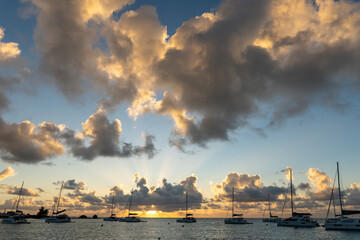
146 210 158 217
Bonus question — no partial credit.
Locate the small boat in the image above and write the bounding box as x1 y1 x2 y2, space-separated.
224 187 252 224
324 162 360 230
1 181 30 224
121 191 141 222
177 191 196 223
104 196 118 221
45 181 71 223
262 193 279 223
277 169 319 228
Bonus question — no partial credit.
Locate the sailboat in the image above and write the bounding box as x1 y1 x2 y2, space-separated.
1 181 30 224
103 196 118 221
277 169 319 227
121 190 141 222
45 181 71 223
177 191 196 223
324 162 360 230
224 187 252 224
262 193 279 223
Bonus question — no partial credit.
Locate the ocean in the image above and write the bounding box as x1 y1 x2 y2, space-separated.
1 218 360 240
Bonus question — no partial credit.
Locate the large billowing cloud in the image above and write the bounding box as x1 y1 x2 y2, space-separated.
0 117 66 164
19 0 360 152
214 172 287 203
0 27 22 112
105 174 203 212
0 109 156 164
30 0 135 97
0 27 20 61
0 166 17 181
62 108 156 161
0 184 41 197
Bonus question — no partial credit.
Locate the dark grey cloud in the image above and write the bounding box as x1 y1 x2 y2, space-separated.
150 0 360 149
214 172 287 202
0 110 157 164
105 174 203 212
61 109 157 161
0 184 40 197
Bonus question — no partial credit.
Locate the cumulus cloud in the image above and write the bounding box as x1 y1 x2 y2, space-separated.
0 27 22 113
214 172 287 202
18 0 360 151
0 109 156 164
0 117 66 164
0 184 40 197
105 174 203 212
62 108 157 160
0 27 21 61
117 0 360 150
0 166 17 181
29 0 134 97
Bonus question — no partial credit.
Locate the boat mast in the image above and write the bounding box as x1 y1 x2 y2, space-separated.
337 162 343 218
111 196 114 215
185 190 188 217
55 181 64 216
128 190 133 216
232 187 234 218
15 181 24 212
268 193 271 217
290 169 294 215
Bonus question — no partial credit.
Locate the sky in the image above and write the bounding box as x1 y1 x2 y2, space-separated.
0 0 360 218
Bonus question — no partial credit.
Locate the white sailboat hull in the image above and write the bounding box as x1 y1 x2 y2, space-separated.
262 218 278 223
122 216 141 222
103 217 118 221
1 216 30 224
277 219 318 228
45 216 71 223
324 218 360 230
224 218 251 224
177 217 196 223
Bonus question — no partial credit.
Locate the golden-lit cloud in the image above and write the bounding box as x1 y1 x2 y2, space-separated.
0 166 16 181
0 27 21 61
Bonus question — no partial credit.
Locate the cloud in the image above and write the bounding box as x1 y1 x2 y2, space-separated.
0 166 17 181
18 0 360 151
0 117 66 164
63 108 157 160
106 174 203 212
119 0 360 150
0 184 40 197
29 0 134 97
0 27 21 61
0 109 157 164
214 172 287 202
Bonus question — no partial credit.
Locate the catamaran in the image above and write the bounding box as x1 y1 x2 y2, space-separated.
45 181 71 223
262 193 279 223
104 196 118 221
1 181 30 224
121 191 141 222
324 162 360 230
177 191 196 223
224 187 252 224
277 169 319 227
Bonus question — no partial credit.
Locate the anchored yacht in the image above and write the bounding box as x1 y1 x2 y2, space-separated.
45 181 71 223
104 196 118 221
177 191 196 223
224 187 252 224
121 191 141 222
277 169 319 228
262 193 279 223
324 162 360 230
1 182 30 224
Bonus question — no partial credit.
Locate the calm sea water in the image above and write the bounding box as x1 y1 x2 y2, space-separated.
1 218 360 240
